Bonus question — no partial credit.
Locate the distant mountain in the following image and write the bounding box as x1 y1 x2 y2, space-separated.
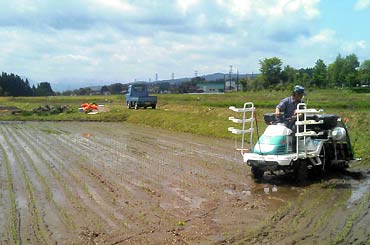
20 72 259 92
157 77 191 84
156 73 257 84
50 78 118 92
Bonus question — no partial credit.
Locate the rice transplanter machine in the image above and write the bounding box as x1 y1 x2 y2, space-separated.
228 102 359 182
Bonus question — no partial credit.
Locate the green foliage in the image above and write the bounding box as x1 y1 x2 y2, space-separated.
359 59 370 85
33 82 55 96
239 78 248 92
0 72 32 96
351 87 370 93
328 54 360 87
312 59 327 88
0 72 55 96
281 65 297 84
259 57 283 87
257 53 365 90
61 83 128 96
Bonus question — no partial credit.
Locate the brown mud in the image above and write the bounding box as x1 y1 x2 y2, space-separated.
0 121 369 244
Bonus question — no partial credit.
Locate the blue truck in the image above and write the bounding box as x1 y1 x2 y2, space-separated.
125 83 157 109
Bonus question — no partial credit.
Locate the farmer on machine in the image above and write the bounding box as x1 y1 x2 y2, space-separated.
275 85 306 129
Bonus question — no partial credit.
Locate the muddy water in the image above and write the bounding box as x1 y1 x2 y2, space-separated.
0 121 369 244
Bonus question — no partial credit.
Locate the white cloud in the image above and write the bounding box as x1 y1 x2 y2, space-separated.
91 0 136 12
50 54 100 68
176 0 199 14
253 0 320 19
354 0 370 11
112 54 127 62
357 40 367 49
62 54 90 62
341 40 367 53
304 29 336 45
196 14 207 27
229 0 253 18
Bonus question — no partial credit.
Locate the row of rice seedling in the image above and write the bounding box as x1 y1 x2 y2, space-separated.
0 139 21 244
0 126 50 244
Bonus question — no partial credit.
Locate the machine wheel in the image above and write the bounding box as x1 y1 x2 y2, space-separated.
251 167 264 180
134 102 139 110
127 102 131 109
152 104 156 109
295 160 309 185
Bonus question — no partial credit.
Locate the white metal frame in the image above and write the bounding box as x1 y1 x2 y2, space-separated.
228 102 255 155
294 103 324 159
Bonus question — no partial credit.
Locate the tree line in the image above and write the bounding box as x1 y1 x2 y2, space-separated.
0 72 55 96
240 53 370 91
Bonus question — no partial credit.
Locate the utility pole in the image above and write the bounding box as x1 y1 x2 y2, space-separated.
223 73 226 92
229 65 233 91
236 69 239 91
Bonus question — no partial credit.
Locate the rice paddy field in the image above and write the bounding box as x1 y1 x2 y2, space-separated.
0 88 369 244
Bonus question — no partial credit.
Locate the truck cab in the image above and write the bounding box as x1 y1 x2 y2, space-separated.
126 83 157 109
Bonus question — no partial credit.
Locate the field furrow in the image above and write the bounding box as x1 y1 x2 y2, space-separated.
16 123 131 234
0 135 20 244
8 125 77 238
26 123 170 235
0 126 49 244
48 125 178 233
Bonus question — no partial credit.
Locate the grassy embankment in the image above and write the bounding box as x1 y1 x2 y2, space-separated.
0 88 369 164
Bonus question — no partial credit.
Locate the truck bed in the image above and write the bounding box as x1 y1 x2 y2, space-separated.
128 96 157 102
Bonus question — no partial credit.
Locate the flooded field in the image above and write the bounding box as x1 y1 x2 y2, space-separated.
0 121 369 244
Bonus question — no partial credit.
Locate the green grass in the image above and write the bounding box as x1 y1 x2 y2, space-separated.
0 88 369 164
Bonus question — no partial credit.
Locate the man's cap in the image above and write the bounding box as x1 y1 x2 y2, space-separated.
293 85 306 95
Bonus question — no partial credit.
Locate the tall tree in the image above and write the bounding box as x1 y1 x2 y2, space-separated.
328 54 345 87
281 65 298 84
0 72 33 96
108 83 127 94
343 54 359 87
359 59 370 85
327 54 359 87
100 85 110 94
259 57 283 87
34 82 55 96
312 59 327 88
239 78 248 92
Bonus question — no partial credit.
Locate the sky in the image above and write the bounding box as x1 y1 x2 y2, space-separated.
1 0 370 91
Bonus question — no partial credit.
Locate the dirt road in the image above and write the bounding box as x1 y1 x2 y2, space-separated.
0 121 369 244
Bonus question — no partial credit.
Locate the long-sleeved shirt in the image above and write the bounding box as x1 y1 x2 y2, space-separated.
276 96 303 120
